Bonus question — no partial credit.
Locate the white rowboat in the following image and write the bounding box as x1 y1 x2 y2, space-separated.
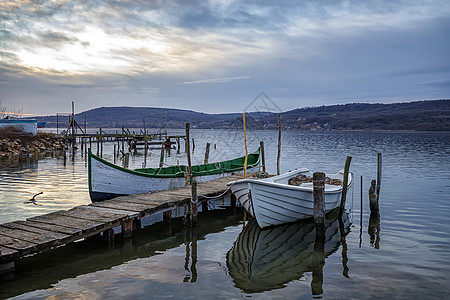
227 168 353 228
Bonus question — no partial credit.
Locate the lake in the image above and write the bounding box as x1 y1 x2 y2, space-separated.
1 129 449 299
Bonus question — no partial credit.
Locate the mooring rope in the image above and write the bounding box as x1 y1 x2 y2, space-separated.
196 178 239 200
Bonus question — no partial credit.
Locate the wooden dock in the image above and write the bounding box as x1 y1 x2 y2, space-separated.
0 174 241 275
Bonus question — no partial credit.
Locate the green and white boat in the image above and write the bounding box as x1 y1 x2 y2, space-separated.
88 148 261 202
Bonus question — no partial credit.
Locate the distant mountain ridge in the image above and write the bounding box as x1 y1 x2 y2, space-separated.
32 99 450 131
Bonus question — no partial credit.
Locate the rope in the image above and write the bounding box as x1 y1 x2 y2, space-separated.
196 178 239 200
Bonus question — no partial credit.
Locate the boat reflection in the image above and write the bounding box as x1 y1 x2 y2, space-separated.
226 209 350 294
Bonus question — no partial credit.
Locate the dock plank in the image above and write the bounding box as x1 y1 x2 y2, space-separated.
0 234 39 254
1 222 71 241
90 200 155 212
59 206 129 224
82 205 140 217
28 212 105 233
0 226 65 250
15 221 82 236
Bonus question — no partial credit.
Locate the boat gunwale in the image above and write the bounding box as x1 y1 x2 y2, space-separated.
229 169 354 195
88 148 261 179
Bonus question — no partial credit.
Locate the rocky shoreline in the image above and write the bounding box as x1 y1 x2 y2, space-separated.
0 132 69 158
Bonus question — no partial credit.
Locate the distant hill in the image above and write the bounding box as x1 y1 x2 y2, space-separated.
32 99 450 131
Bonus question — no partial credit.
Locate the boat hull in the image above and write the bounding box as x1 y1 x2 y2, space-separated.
228 169 353 228
89 149 260 202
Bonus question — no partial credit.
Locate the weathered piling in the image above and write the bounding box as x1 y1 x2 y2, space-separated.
123 153 130 168
377 152 382 200
204 143 210 164
243 113 248 179
339 156 352 218
369 179 379 215
159 146 165 168
277 113 281 175
260 141 266 172
313 172 326 230
312 171 326 297
192 138 195 152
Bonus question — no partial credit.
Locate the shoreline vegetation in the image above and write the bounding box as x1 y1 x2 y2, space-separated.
0 127 68 158
28 99 450 131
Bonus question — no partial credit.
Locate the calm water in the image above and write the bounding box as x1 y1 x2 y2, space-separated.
1 129 449 299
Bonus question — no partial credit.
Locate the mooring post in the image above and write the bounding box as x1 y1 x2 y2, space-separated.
100 128 103 158
159 146 165 168
192 138 195 152
243 113 248 179
369 179 379 215
377 152 382 200
184 123 193 227
339 156 352 218
176 137 180 154
313 172 326 229
259 141 266 172
123 153 129 168
277 113 282 175
113 145 116 163
204 143 210 164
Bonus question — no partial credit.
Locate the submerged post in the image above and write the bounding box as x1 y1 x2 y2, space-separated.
339 156 352 218
277 113 281 175
313 172 326 229
259 141 266 172
204 143 210 164
377 152 382 200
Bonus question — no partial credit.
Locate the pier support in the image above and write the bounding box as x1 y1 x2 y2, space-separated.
339 156 352 218
121 219 133 238
0 261 15 275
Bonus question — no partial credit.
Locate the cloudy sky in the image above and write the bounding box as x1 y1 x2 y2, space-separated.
1 0 449 116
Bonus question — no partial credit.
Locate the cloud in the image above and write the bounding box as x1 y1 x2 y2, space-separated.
182 76 251 85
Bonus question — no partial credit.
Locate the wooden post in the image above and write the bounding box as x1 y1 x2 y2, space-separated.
121 219 133 238
259 141 266 172
123 153 129 168
163 210 172 223
377 152 382 200
191 179 198 227
277 113 281 175
185 123 192 177
176 137 180 154
369 179 379 215
192 138 195 152
313 172 326 229
359 175 363 248
243 113 248 179
339 156 352 218
113 145 116 163
159 146 165 168
204 143 210 164
100 128 103 158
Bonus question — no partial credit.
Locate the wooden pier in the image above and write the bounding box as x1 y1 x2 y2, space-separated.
0 174 241 275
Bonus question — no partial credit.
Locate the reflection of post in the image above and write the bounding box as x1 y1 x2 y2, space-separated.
182 228 198 283
368 213 381 249
311 227 325 297
339 218 350 278
191 228 198 283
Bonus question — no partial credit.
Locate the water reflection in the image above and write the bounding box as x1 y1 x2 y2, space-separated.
369 213 381 249
226 209 351 294
0 207 240 299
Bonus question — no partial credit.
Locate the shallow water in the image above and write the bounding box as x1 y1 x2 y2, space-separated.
1 130 449 299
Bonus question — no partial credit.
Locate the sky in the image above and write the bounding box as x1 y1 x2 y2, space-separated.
1 0 449 116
